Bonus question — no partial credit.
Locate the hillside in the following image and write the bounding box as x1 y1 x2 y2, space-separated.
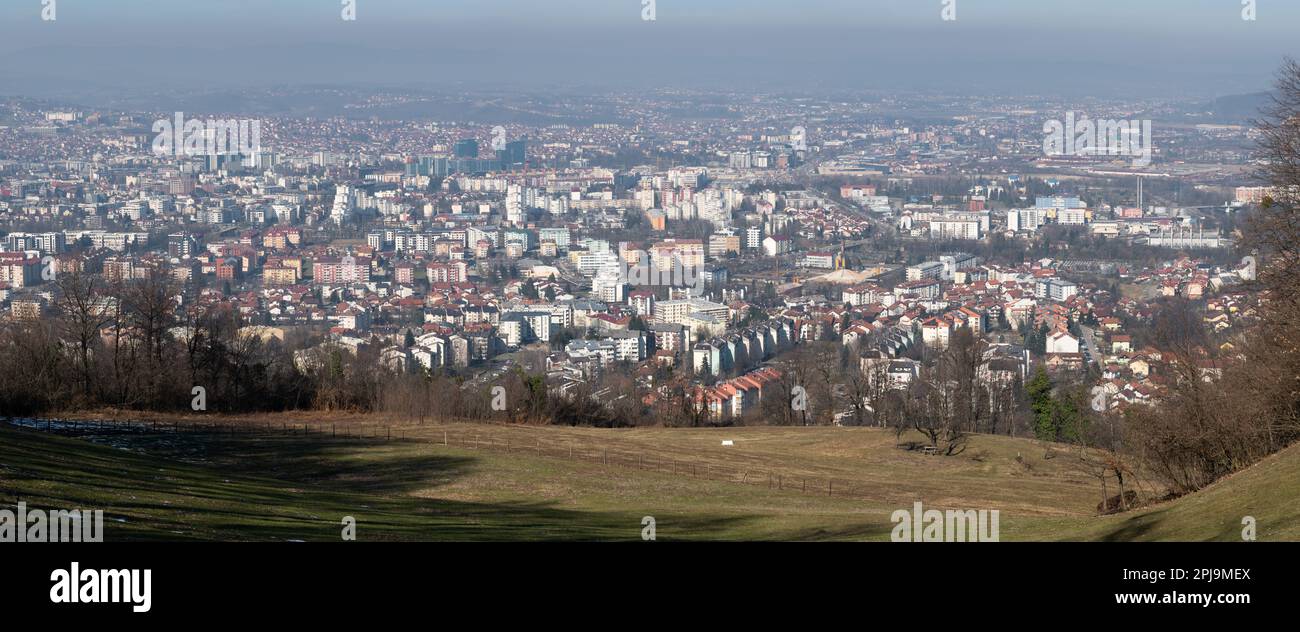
1 418 1295 541
1047 440 1300 542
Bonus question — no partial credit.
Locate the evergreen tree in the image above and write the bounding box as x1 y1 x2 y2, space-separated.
521 280 539 300
1027 366 1055 440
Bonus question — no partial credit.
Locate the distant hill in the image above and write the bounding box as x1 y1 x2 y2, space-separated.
1189 91 1274 124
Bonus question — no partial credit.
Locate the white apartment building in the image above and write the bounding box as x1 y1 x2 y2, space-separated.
654 297 729 325
930 219 982 241
906 261 945 281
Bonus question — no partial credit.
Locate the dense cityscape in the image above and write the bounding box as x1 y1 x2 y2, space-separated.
0 88 1268 436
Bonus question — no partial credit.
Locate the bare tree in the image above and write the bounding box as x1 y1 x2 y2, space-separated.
0 320 64 414
54 270 113 401
120 267 179 407
841 361 875 426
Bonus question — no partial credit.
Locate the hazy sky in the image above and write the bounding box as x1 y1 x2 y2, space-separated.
0 0 1294 99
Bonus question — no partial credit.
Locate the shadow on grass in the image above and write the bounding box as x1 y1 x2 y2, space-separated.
0 425 769 541
1093 508 1168 542
766 522 895 541
1085 507 1245 542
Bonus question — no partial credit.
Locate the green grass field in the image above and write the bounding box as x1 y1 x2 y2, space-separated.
2 417 1296 541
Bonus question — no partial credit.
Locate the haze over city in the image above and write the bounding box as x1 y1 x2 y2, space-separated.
0 0 1293 98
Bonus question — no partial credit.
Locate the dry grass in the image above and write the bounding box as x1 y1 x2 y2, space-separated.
7 411 1294 540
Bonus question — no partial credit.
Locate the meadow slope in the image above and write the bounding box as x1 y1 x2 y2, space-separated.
1 418 1294 541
